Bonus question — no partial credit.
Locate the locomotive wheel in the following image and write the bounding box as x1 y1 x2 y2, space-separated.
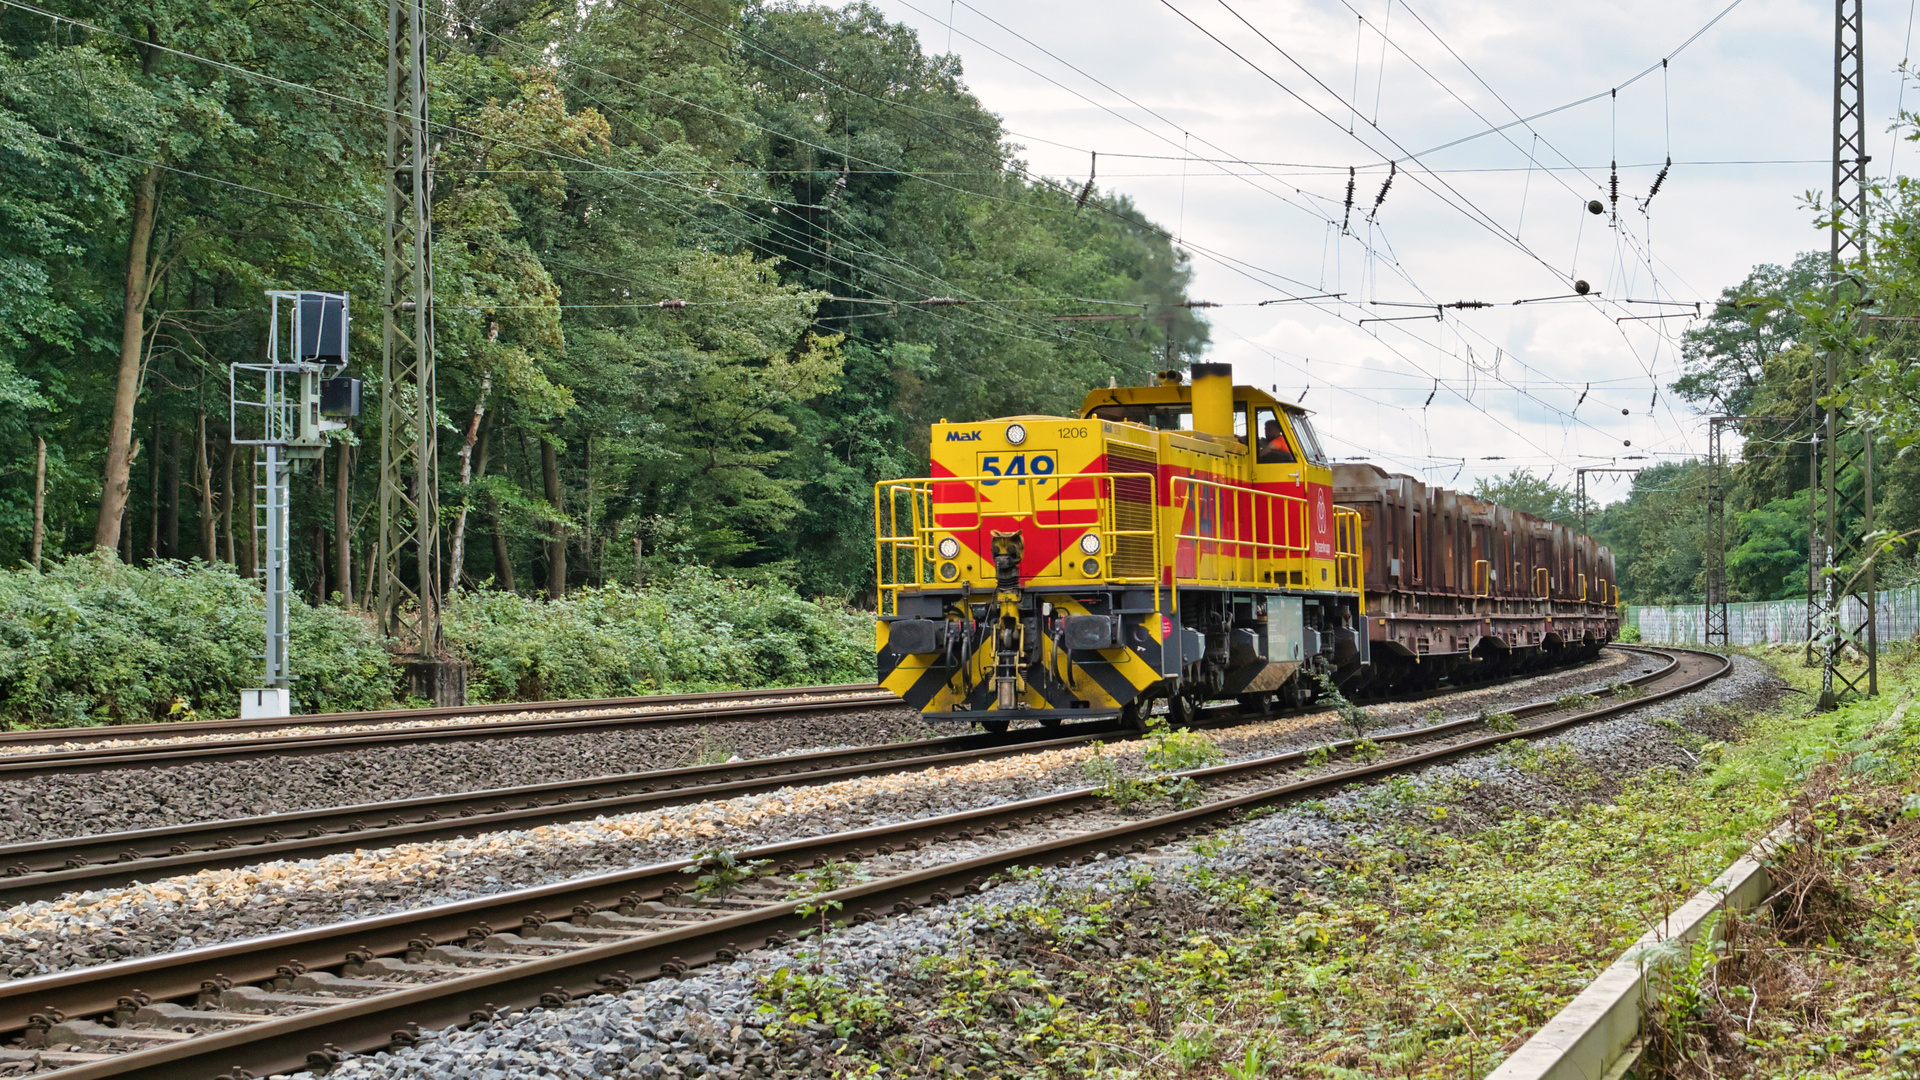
1118 701 1148 733
979 719 1010 734
1168 693 1199 728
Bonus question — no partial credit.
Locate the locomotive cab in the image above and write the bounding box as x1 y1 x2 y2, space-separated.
874 364 1369 729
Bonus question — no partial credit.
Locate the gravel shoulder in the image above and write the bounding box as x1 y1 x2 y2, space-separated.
269 653 1782 1080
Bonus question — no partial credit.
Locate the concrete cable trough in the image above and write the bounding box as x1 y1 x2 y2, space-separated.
0 646 1727 1079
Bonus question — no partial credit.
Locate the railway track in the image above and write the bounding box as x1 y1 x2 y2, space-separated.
0 686 899 782
0 647 1656 905
0 722 1118 906
0 645 1727 1080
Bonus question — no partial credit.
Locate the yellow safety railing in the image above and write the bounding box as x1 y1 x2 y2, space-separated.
1169 475 1309 589
1333 507 1364 601
1535 566 1550 600
874 472 1162 616
1579 573 1587 602
1473 559 1491 597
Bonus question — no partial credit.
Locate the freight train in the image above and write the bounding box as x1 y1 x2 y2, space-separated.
873 364 1618 729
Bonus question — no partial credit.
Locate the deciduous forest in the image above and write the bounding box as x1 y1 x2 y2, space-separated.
0 0 1204 603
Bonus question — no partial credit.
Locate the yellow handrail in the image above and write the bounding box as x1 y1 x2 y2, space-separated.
1169 475 1309 588
1333 507 1363 597
1473 558 1491 598
874 472 1162 615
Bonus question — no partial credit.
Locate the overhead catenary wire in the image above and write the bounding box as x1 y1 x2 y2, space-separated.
41 0 1697 466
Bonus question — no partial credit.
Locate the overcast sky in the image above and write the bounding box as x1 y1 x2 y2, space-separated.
867 0 1915 502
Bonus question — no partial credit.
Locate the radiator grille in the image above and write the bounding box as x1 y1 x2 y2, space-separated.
1106 441 1159 579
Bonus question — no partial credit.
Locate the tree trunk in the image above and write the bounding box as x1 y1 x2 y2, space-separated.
313 524 327 602
220 440 234 565
163 429 180 557
542 437 565 600
312 449 326 602
581 435 594 582
92 165 160 554
447 376 490 596
197 409 215 562
30 436 46 570
334 440 352 604
146 413 160 560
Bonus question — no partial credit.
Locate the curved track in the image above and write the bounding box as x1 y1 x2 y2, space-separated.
0 645 1728 1079
0 646 1662 903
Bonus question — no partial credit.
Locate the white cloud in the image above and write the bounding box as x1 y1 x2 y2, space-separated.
871 0 1901 495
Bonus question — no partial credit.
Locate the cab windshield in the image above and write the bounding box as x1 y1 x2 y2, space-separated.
1090 404 1192 430
1292 414 1329 464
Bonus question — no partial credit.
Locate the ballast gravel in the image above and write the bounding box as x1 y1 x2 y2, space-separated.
273 654 1783 1080
0 649 1665 982
0 706 939 846
0 648 1649 849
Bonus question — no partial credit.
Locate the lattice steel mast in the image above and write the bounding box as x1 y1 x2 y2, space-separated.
381 0 443 681
1807 0 1875 706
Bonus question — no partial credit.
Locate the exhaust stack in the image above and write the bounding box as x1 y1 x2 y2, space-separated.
1190 362 1235 440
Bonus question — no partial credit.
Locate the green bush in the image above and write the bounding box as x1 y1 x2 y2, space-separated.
441 568 870 702
0 554 398 727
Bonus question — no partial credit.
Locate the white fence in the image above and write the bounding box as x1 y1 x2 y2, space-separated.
1629 586 1920 645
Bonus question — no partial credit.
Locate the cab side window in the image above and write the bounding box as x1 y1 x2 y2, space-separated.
1253 407 1296 463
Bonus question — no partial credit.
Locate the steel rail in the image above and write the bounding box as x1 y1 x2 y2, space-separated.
0 693 901 781
0 647 1727 1079
0 648 1662 901
0 684 884 751
0 644 1641 779
0 723 1118 905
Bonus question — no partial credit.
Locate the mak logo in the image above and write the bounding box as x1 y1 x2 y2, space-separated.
945 430 983 442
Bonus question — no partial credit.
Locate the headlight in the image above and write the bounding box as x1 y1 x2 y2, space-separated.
937 537 961 559
939 562 959 580
1005 423 1027 445
1078 533 1102 555
1082 557 1102 577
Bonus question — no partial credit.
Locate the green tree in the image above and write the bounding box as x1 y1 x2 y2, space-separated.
1469 469 1587 527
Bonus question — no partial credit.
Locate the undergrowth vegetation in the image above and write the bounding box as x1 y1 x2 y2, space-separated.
748 648 1920 1078
442 568 869 701
1634 670 1920 1078
0 554 395 726
1083 717 1223 810
0 557 869 725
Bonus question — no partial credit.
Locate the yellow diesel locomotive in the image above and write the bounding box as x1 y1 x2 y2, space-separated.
875 363 1367 730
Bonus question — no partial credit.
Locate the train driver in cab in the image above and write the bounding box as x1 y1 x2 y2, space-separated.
1259 418 1297 464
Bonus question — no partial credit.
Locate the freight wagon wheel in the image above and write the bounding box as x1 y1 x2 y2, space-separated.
979 719 1010 734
